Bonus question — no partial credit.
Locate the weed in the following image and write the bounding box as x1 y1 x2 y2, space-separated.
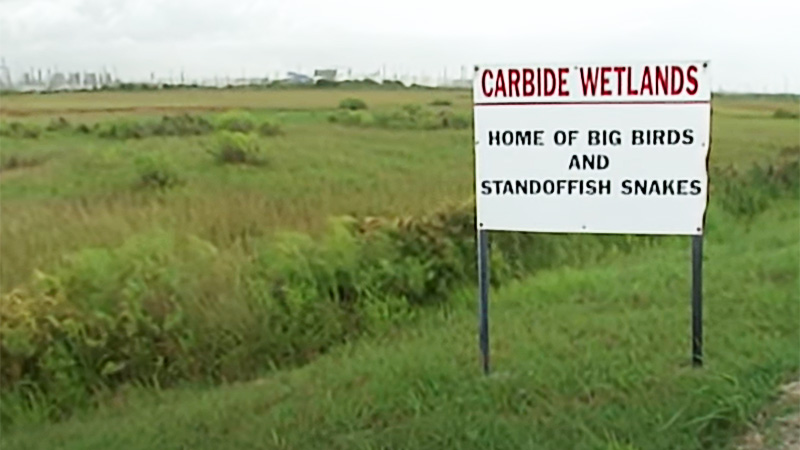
97 114 214 139
133 153 184 190
328 110 375 126
75 124 92 134
257 119 284 137
215 110 257 133
430 99 452 106
0 155 44 172
0 122 42 139
339 98 368 111
44 117 71 132
773 108 799 119
371 106 471 130
209 131 266 165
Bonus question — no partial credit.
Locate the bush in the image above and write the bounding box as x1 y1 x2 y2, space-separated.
0 155 44 172
134 153 184 190
95 115 215 139
152 114 215 136
45 117 71 132
773 108 799 119
215 110 257 133
97 120 148 139
75 123 92 134
328 110 375 126
257 119 284 137
430 99 452 106
0 233 223 422
210 131 265 165
711 154 799 218
440 110 471 129
339 98 368 111
371 106 471 130
0 121 42 139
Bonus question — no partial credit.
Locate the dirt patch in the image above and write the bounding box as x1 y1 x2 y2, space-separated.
736 380 800 450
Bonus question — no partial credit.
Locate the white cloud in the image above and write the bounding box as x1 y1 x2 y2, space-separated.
1 0 798 91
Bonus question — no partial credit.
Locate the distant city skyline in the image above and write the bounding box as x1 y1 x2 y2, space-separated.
1 0 798 93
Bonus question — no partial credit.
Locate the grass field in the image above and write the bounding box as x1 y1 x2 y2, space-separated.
0 89 798 449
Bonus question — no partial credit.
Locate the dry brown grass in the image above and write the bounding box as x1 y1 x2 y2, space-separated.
0 89 472 118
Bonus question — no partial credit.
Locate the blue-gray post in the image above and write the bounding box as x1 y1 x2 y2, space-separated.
692 234 704 367
477 229 490 374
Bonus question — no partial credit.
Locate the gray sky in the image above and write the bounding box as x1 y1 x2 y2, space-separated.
1 0 798 92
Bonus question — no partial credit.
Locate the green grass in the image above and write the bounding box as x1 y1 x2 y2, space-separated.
0 91 798 448
2 200 797 450
2 97 797 290
0 114 472 290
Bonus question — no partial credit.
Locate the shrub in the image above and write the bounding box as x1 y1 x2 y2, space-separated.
152 114 215 136
773 108 799 119
439 110 471 129
711 154 800 218
0 155 44 172
97 120 148 139
210 131 265 165
45 117 71 132
133 153 184 190
430 99 452 106
95 115 215 139
0 121 42 139
75 123 92 134
257 119 284 137
338 98 368 111
328 110 375 126
369 106 467 130
215 110 257 133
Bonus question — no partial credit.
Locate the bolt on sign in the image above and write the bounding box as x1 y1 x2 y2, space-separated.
473 61 711 235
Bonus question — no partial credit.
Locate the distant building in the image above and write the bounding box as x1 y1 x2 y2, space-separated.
48 72 67 90
84 72 98 88
68 72 81 86
284 72 313 84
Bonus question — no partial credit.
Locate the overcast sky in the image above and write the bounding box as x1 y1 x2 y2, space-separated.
1 0 798 92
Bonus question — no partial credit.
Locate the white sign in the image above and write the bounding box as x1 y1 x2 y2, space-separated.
473 61 711 235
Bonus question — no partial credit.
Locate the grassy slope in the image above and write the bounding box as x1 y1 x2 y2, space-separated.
3 201 797 450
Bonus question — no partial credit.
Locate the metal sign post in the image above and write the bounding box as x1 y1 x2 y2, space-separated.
691 234 704 367
477 229 490 374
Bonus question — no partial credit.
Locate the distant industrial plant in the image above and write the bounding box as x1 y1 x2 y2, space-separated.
0 60 473 92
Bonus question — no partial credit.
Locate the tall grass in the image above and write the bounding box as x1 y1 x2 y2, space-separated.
1 155 796 426
0 122 473 289
2 196 797 450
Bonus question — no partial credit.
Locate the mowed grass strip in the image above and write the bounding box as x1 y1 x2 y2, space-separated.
3 201 797 450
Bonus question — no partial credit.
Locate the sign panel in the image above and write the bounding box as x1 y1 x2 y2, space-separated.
473 61 711 235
